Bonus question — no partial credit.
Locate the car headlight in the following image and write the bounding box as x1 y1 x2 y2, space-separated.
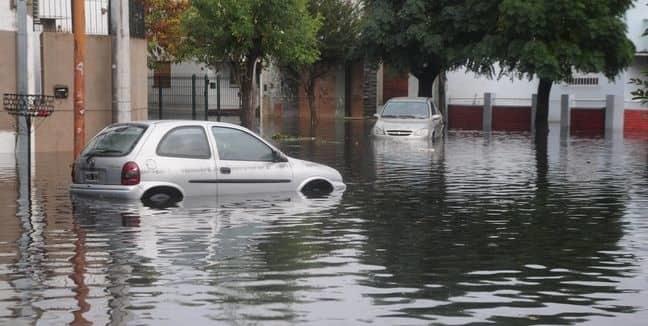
374 127 385 135
413 128 429 136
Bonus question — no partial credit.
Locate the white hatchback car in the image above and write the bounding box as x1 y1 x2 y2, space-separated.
372 97 444 139
70 121 346 206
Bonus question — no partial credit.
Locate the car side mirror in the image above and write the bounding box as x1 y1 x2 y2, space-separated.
373 113 380 119
431 114 442 121
272 150 288 163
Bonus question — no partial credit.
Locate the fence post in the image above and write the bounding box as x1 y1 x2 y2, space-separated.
605 94 615 134
560 94 571 137
204 75 209 121
158 84 163 120
191 74 196 120
483 92 494 133
531 94 537 133
216 76 222 122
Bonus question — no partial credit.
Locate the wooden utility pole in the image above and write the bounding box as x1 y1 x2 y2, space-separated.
73 0 86 158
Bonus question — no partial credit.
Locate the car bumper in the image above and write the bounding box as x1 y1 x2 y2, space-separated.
69 183 143 200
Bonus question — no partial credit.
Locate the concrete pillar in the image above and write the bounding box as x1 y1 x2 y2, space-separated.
605 95 615 132
531 94 537 132
111 0 132 123
560 94 571 137
483 92 494 133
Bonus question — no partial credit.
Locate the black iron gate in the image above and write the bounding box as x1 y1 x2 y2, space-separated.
148 74 241 120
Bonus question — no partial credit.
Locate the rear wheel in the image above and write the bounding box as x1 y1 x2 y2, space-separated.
142 187 183 208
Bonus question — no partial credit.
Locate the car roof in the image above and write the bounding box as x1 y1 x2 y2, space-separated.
116 120 246 129
387 97 431 102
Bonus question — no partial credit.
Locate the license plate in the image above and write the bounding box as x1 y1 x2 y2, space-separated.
84 171 99 183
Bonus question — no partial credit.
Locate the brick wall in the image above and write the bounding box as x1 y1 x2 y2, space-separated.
448 105 483 130
492 106 531 132
382 66 408 103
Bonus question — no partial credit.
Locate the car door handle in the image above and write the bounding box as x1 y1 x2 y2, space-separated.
220 167 231 174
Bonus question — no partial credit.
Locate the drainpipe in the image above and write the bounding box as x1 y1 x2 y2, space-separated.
110 0 131 123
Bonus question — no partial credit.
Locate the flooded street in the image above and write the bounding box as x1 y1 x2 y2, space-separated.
1 120 648 325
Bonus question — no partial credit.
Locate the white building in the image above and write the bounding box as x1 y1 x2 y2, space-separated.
441 2 648 127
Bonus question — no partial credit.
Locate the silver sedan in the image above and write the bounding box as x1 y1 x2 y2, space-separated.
372 97 445 139
70 120 346 206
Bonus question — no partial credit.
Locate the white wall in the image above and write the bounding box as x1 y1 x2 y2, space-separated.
0 1 16 31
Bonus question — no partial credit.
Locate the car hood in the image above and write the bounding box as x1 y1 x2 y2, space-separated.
376 119 430 130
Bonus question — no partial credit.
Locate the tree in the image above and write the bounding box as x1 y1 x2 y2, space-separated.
630 71 648 104
182 0 320 129
143 0 190 67
476 0 635 134
362 0 499 97
630 25 648 104
284 0 362 127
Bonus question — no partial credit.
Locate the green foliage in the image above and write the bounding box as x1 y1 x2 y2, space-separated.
475 0 636 82
630 71 648 104
181 0 320 127
362 0 499 79
181 0 320 71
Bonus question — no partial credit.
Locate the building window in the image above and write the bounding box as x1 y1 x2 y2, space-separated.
153 62 171 88
564 76 599 87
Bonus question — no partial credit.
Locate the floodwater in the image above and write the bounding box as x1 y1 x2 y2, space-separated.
1 119 647 325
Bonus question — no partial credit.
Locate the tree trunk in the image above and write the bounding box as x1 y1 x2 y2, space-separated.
239 59 257 130
437 71 446 116
535 78 553 136
305 78 318 128
417 65 440 97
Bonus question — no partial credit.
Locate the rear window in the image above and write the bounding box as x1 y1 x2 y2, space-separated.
81 124 147 157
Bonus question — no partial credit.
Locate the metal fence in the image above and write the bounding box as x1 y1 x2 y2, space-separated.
147 75 242 120
35 0 145 37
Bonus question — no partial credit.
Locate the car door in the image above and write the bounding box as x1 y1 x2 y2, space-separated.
148 125 218 198
210 126 294 195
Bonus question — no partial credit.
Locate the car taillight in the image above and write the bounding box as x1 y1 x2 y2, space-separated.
121 161 140 185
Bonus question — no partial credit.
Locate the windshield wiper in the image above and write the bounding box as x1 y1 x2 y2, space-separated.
397 115 419 119
381 114 398 118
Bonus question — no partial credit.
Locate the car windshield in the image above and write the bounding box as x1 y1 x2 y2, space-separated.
81 124 146 157
381 101 429 119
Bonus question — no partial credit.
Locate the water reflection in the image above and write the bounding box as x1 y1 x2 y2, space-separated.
0 121 647 324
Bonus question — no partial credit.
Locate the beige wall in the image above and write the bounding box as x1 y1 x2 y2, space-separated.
37 32 75 152
130 38 148 121
0 31 17 132
36 33 148 152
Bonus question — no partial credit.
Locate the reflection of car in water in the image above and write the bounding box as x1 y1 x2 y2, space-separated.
372 97 444 140
71 190 344 219
371 137 445 185
70 121 346 206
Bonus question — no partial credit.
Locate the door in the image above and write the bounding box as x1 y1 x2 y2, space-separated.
210 126 294 195
152 125 218 197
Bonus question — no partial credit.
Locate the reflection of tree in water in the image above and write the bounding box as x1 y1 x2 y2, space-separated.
356 134 634 324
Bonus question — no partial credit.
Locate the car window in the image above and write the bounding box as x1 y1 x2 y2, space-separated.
381 101 430 119
157 126 211 159
81 124 146 157
211 127 274 161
